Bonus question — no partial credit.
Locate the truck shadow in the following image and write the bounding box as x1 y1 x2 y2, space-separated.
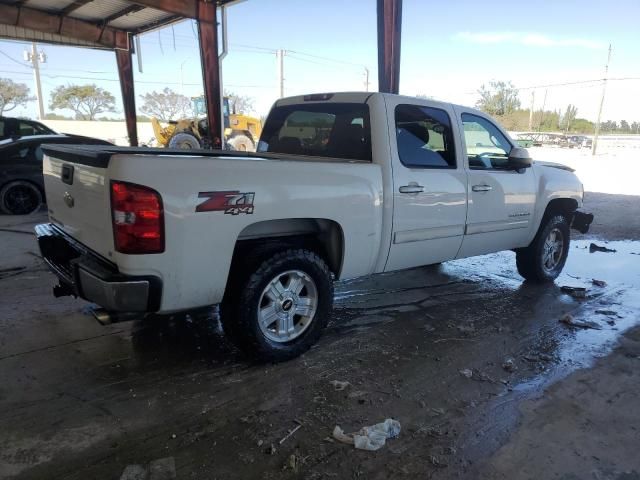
126 239 640 376
125 266 554 370
129 310 243 366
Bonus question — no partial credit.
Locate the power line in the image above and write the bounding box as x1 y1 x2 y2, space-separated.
230 43 277 53
287 49 367 68
286 54 367 79
0 49 29 68
1 69 273 88
465 76 640 95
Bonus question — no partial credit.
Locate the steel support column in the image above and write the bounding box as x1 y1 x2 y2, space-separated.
115 46 138 146
377 0 402 94
197 2 222 149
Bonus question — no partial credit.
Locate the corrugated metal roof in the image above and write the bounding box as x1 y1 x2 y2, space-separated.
71 0 131 22
0 23 103 48
0 0 244 49
24 0 74 11
109 8 175 29
0 0 186 35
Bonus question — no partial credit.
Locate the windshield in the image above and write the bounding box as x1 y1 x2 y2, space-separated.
258 103 371 161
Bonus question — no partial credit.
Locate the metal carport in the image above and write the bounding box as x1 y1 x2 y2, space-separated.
0 0 403 147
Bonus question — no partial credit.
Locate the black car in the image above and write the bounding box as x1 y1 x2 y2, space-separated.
0 134 113 215
0 117 57 140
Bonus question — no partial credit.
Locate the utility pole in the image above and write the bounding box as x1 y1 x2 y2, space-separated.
25 43 45 120
592 44 612 156
276 49 285 98
179 59 189 96
537 89 548 131
528 91 535 131
363 67 370 92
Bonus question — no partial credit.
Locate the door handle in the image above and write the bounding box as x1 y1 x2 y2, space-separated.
472 184 492 192
399 184 425 194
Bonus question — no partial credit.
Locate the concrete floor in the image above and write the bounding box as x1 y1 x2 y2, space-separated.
1 192 639 480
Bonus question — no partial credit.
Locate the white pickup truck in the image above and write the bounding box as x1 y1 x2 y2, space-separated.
36 92 593 361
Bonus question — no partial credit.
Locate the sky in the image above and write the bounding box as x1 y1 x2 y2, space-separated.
1 0 639 123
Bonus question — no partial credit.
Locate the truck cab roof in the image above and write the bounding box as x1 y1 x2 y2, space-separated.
273 92 484 116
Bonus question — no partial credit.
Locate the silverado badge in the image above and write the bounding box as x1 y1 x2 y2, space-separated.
196 191 255 215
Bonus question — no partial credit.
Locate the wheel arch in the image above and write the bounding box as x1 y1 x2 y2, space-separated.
230 218 345 279
543 197 579 221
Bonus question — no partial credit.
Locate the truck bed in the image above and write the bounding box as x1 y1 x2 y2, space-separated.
41 144 372 168
41 144 383 311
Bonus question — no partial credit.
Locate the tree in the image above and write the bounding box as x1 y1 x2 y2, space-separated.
619 120 630 133
538 109 561 132
631 121 640 134
561 104 578 132
496 109 530 131
139 88 192 121
572 118 595 134
44 112 72 120
476 81 521 116
0 78 33 115
224 90 255 114
49 84 116 120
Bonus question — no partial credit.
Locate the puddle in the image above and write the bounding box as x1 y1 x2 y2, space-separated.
334 239 640 400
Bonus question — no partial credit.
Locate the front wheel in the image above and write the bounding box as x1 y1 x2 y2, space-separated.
221 249 333 362
516 214 570 282
227 134 254 152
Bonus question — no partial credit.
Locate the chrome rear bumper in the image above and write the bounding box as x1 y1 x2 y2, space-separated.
35 223 161 312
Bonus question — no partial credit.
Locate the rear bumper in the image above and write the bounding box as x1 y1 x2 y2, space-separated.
572 210 594 234
35 223 162 312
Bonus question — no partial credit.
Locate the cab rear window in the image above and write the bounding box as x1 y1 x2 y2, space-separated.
258 103 372 161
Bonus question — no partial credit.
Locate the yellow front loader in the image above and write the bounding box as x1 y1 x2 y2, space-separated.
151 96 262 151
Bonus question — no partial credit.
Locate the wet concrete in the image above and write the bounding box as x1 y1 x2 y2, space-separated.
1 198 639 479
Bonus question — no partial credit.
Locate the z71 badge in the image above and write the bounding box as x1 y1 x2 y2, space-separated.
196 191 255 215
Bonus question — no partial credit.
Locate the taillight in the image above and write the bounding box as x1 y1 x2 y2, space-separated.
110 181 164 254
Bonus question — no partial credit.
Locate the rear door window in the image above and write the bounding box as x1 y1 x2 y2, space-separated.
395 104 456 168
19 121 38 136
258 103 371 161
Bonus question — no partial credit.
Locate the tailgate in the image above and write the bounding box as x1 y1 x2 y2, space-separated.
42 145 114 258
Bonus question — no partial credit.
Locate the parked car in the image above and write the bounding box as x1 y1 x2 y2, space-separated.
0 116 56 140
36 92 593 361
0 134 113 215
568 135 592 148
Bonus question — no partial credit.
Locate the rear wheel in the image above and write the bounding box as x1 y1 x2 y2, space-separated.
516 214 570 282
0 181 43 215
220 249 333 362
168 132 201 149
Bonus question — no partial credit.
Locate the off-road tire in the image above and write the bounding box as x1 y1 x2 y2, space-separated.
0 181 43 215
516 214 570 282
168 132 201 149
227 134 254 152
220 249 333 362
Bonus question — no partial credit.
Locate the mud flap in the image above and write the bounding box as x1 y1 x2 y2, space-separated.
572 211 594 234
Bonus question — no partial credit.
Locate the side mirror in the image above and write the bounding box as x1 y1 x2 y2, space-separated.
507 147 532 169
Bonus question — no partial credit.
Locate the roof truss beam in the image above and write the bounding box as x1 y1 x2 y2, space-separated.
60 0 94 15
127 0 198 19
103 4 145 24
0 3 130 49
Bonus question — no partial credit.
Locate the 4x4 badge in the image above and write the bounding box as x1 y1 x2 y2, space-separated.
196 191 255 215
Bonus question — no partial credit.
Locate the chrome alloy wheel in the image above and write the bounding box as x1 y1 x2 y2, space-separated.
542 227 564 273
258 270 318 343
